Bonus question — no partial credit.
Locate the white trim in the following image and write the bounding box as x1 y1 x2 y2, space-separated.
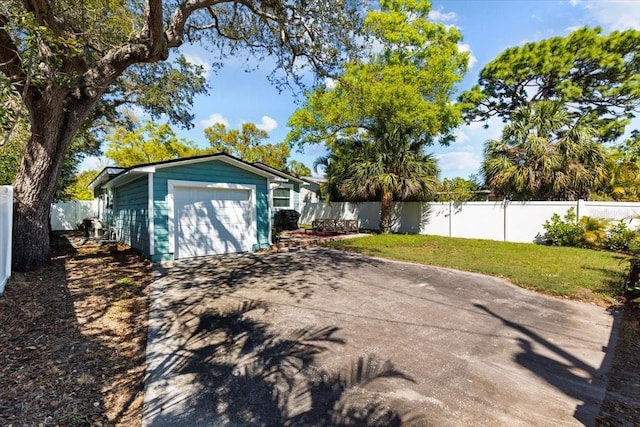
148 173 155 256
268 181 275 245
272 183 294 210
105 166 156 189
155 155 284 181
167 180 257 259
112 188 117 228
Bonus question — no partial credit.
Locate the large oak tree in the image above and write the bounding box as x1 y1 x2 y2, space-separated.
0 0 363 271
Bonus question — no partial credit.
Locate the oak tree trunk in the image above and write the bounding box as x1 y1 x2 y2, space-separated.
12 93 95 272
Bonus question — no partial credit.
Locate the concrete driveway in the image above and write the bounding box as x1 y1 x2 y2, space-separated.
143 247 617 426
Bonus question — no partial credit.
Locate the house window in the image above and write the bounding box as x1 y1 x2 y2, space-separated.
273 185 293 209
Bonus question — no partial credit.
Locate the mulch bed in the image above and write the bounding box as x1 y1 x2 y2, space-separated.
0 233 151 426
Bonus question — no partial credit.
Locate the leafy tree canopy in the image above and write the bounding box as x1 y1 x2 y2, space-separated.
435 176 484 202
105 120 199 167
595 130 640 201
66 169 100 201
460 27 640 142
204 122 290 170
287 0 468 150
0 123 25 186
286 160 311 177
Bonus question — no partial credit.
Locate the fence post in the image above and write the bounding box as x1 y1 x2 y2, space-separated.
503 198 509 241
448 200 452 237
0 185 13 294
577 199 584 222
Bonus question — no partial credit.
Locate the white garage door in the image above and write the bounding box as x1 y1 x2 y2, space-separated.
173 185 256 259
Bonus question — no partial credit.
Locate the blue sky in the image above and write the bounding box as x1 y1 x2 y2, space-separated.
82 0 640 179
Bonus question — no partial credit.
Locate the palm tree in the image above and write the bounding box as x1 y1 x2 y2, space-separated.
312 138 366 202
483 101 606 200
599 132 640 201
335 123 440 233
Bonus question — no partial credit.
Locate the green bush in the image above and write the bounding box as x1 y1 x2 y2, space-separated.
542 208 581 246
542 210 640 252
579 216 609 248
607 221 636 251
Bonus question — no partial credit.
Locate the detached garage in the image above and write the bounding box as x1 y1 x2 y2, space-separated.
89 154 289 261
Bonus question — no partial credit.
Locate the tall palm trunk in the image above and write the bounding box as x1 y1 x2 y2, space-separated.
379 188 393 233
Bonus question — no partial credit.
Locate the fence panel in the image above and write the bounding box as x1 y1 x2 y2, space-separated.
50 200 99 231
505 201 575 243
300 199 640 244
0 186 13 294
583 201 640 227
421 203 450 237
451 202 504 241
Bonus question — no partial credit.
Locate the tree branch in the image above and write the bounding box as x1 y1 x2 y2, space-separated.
22 0 53 26
143 0 168 60
0 15 27 90
166 0 224 47
22 0 68 35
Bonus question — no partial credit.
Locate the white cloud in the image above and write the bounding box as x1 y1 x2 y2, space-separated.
324 77 337 89
256 116 278 132
458 43 478 69
580 1 640 31
453 127 470 144
436 151 482 174
466 116 504 140
428 9 458 23
569 0 580 6
565 25 583 33
200 113 228 128
183 54 212 79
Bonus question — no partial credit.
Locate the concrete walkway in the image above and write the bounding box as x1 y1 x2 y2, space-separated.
143 248 617 426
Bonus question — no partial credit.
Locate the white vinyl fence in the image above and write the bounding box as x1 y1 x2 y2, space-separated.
50 200 99 231
300 200 640 244
1 186 13 294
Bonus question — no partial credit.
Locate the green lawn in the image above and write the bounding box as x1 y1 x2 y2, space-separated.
326 234 629 305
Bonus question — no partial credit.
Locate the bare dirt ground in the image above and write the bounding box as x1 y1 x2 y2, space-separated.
0 233 151 426
0 232 638 426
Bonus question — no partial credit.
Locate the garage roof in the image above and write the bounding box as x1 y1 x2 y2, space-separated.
93 153 289 190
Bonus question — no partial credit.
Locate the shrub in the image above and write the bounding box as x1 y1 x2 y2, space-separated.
579 216 609 249
607 221 636 251
542 208 581 246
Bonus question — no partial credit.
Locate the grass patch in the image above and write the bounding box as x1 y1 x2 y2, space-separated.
327 234 628 305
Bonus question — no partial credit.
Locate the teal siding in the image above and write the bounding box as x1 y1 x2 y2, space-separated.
151 160 270 262
114 177 149 255
293 182 300 210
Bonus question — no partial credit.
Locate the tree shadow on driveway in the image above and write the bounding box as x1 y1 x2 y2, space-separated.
144 300 422 426
152 247 383 303
475 303 619 426
144 248 425 426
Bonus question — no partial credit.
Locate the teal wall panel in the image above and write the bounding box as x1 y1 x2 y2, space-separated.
114 176 149 255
